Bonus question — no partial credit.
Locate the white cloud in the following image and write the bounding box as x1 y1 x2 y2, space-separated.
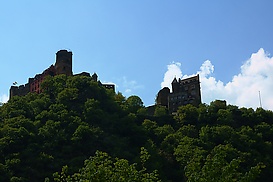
0 94 8 103
119 76 143 96
198 60 214 77
162 48 273 110
125 89 132 94
161 62 182 91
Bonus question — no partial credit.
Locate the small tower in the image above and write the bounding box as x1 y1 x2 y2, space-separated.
55 50 73 76
156 87 170 107
171 77 179 93
92 73 98 82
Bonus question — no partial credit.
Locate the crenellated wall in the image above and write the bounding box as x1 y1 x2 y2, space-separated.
10 83 30 98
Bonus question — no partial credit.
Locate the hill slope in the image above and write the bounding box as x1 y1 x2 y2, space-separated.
0 75 273 181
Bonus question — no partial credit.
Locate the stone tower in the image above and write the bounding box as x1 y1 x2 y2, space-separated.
55 50 73 76
171 77 179 93
156 87 170 107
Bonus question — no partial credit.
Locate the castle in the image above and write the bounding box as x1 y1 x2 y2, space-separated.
9 50 201 113
10 50 115 99
156 75 201 112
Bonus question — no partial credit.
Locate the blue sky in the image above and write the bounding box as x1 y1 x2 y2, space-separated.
1 1 273 110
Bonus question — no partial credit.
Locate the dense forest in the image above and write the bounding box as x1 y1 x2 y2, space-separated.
1 74 273 181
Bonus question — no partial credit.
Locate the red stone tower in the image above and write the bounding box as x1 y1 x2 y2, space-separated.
55 50 73 76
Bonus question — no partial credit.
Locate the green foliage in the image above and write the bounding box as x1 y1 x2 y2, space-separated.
154 105 168 117
1 74 273 181
184 144 264 182
142 119 157 132
124 95 144 113
53 149 160 182
175 104 198 125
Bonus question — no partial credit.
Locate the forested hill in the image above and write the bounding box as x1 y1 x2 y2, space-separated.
1 75 273 181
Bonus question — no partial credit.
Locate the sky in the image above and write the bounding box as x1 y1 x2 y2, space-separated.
1 1 273 110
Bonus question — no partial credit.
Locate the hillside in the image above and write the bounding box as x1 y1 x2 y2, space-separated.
1 74 273 181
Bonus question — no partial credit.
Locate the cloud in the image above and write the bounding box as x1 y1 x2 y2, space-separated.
0 94 9 103
161 62 182 91
162 48 273 110
198 60 214 77
119 76 144 96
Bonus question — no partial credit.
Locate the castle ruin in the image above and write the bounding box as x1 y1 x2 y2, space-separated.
10 50 115 99
156 75 201 112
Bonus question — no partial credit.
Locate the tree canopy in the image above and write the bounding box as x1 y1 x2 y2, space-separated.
1 75 273 181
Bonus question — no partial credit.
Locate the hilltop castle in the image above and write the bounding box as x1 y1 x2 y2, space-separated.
156 75 201 112
10 50 115 99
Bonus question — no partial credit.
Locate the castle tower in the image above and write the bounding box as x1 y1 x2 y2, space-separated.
55 50 73 76
171 77 179 93
156 87 170 107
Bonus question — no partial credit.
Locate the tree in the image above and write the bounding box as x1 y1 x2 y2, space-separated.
154 105 168 117
2 73 273 181
114 92 126 107
53 148 160 182
125 95 144 113
184 144 263 182
175 104 199 125
217 109 234 125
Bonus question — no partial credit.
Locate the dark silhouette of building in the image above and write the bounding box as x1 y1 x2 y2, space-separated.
156 74 201 113
156 87 170 107
10 50 115 99
55 50 73 76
